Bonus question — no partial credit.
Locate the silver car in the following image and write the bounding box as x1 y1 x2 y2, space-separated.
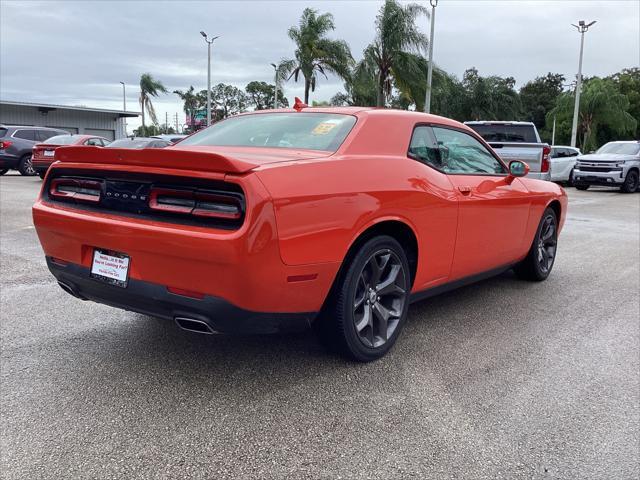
573 141 640 193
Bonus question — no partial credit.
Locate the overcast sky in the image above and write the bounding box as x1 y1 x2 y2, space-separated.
1 0 638 131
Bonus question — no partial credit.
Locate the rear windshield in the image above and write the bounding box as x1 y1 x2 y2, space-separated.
179 113 357 152
467 124 538 143
43 134 74 145
596 143 640 155
106 139 151 149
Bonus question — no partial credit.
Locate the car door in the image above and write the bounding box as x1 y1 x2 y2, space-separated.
430 126 532 279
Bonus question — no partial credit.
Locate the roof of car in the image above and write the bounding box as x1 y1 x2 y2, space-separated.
0 125 68 130
463 121 535 126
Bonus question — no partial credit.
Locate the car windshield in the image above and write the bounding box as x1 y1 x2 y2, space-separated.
179 113 357 152
596 143 640 155
43 135 74 145
467 124 538 143
106 139 152 149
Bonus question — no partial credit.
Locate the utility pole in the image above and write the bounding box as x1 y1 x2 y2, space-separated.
424 0 437 113
165 112 168 134
271 63 279 109
175 112 179 133
570 20 596 148
200 31 219 126
119 81 127 136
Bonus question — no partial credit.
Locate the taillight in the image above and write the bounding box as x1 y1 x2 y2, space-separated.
149 187 242 220
0 140 12 150
541 145 551 173
49 178 102 203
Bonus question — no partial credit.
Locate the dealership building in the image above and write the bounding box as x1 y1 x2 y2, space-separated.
0 100 140 140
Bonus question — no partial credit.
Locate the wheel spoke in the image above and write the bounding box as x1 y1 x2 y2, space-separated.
355 304 371 332
372 303 391 341
375 264 404 296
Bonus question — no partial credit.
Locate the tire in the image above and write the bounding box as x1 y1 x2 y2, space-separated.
514 207 558 282
567 169 575 187
0 169 8 176
620 170 639 193
319 235 411 362
574 184 589 191
38 171 46 180
18 154 36 176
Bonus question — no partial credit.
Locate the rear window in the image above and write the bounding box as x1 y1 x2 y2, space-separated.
467 124 538 143
180 113 357 152
106 139 152 149
597 143 640 155
43 134 74 145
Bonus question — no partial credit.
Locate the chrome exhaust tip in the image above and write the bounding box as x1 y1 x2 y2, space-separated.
174 317 218 335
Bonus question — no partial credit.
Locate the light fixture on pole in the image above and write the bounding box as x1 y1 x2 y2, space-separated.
119 81 127 136
200 31 219 126
424 0 437 113
570 20 596 148
271 63 279 110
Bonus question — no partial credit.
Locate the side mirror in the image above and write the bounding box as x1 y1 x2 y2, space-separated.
508 160 529 178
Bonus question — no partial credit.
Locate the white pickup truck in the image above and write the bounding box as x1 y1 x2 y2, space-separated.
465 121 551 181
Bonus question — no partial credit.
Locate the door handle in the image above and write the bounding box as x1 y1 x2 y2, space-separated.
457 186 472 195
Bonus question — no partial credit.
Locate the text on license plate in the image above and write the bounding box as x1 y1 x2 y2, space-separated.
90 249 130 287
44 150 55 157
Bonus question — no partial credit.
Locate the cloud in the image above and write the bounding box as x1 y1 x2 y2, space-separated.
1 0 638 131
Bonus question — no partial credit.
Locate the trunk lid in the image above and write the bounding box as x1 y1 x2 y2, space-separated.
33 144 58 161
54 145 332 174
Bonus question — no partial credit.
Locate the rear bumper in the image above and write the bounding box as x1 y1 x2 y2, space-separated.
0 153 20 169
526 171 551 181
47 258 316 334
32 158 54 172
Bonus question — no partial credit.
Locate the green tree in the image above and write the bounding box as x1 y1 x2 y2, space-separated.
198 83 248 121
245 81 289 110
548 77 637 151
365 0 429 107
139 73 168 128
606 67 640 136
459 67 520 120
519 73 565 131
173 86 199 126
281 8 353 104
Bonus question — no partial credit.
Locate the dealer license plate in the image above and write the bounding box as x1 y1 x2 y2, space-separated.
90 249 130 288
44 150 55 157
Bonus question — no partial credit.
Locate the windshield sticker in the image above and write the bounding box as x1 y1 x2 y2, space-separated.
312 120 341 135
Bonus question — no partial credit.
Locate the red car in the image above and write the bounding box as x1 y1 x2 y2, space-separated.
32 134 110 179
33 105 567 361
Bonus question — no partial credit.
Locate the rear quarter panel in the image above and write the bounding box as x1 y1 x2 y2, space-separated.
255 154 460 291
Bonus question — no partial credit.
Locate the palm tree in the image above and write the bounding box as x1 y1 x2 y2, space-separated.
548 78 637 151
173 86 199 127
366 0 429 107
281 8 353 104
139 73 167 128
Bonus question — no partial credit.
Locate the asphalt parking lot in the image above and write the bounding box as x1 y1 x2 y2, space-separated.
1 173 638 479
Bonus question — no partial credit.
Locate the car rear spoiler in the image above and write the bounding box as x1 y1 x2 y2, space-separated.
54 145 261 174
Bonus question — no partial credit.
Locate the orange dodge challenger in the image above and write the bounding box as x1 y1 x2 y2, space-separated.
33 105 567 361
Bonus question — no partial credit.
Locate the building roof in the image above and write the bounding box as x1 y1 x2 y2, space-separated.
0 100 140 118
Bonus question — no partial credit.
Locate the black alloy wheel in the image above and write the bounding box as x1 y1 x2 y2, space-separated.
514 207 558 281
621 170 639 193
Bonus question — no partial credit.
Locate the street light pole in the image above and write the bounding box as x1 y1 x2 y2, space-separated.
271 63 279 109
570 20 596 148
200 31 219 126
424 0 437 113
119 81 127 136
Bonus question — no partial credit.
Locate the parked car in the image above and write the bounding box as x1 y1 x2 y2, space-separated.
549 145 581 184
32 134 111 179
465 121 551 181
573 141 640 193
106 137 172 149
152 134 188 143
33 106 567 361
0 126 69 176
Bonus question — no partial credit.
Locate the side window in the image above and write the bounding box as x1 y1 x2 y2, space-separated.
408 126 442 170
432 127 506 175
37 130 55 141
13 130 36 141
85 138 102 146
